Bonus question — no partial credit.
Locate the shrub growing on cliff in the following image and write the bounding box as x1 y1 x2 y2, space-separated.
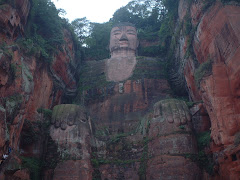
234 131 240 146
25 0 64 63
196 131 211 149
194 59 212 88
192 131 214 175
37 108 52 120
20 119 40 145
21 156 42 180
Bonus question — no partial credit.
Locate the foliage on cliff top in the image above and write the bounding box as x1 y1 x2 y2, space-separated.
83 22 113 60
23 0 63 62
72 0 179 60
21 0 82 63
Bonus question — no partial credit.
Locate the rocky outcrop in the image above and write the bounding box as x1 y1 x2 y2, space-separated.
0 1 80 178
47 104 93 180
51 29 78 98
1 0 240 179
175 0 240 179
193 2 240 146
147 99 201 179
0 0 30 40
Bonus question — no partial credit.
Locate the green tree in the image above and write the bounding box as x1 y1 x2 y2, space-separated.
84 22 113 60
24 0 64 62
71 17 90 45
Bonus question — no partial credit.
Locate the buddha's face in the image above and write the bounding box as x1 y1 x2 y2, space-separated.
109 25 138 54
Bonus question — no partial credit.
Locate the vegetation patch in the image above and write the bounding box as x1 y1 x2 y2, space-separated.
185 151 214 175
196 131 211 150
138 45 161 57
20 119 41 146
0 42 13 58
17 38 39 57
20 156 42 180
202 0 216 12
138 137 150 180
37 108 52 121
185 100 203 108
130 57 167 80
186 131 214 175
75 62 114 104
43 137 60 169
194 59 212 88
234 131 240 146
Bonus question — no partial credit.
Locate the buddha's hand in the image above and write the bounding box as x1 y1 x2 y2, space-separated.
153 99 191 126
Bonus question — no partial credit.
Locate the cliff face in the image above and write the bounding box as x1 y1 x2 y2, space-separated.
0 0 80 178
0 0 240 179
176 0 240 179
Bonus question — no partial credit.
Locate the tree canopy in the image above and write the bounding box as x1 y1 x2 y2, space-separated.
69 0 179 60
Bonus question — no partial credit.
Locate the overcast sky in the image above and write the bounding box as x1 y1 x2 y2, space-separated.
52 0 132 23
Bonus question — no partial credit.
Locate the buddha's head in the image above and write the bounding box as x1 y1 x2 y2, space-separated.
109 22 138 57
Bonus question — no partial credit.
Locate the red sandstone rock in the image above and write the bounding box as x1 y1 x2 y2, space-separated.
146 155 201 180
99 163 140 180
12 169 30 180
178 0 189 21
190 103 211 133
192 2 240 145
1 0 240 179
50 29 78 97
89 78 171 134
0 2 80 178
50 104 93 179
147 99 201 179
0 0 30 41
53 160 92 180
181 1 240 179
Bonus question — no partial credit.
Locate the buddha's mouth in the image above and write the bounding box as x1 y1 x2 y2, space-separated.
119 40 129 47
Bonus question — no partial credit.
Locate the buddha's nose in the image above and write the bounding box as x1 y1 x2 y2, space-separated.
119 33 128 41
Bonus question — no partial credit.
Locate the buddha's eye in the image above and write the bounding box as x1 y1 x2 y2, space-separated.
127 31 136 35
113 31 121 35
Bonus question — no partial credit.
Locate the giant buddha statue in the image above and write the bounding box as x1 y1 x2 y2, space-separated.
49 22 201 180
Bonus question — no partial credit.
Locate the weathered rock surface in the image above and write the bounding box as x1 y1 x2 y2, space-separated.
147 155 201 180
49 104 93 180
0 0 30 41
176 0 240 179
147 99 201 180
53 160 92 180
0 1 81 178
79 57 171 135
1 0 240 179
193 2 240 145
